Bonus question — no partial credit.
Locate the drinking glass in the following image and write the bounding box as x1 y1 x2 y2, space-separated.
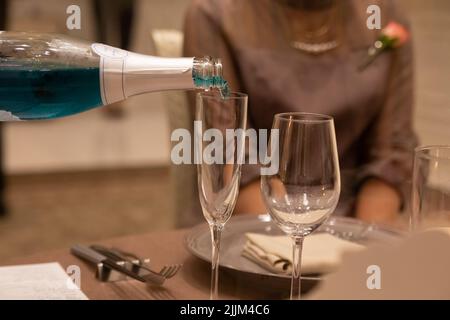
261 112 340 300
411 146 450 231
195 91 247 299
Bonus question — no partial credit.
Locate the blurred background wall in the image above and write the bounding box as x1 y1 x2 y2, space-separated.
401 0 450 146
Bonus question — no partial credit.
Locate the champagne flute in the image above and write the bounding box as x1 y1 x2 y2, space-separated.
261 112 340 300
195 91 247 299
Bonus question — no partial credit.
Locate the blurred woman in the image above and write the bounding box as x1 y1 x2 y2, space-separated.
183 0 417 224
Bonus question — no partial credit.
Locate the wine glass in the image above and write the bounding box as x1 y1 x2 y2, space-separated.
411 146 450 231
260 112 340 300
195 91 247 299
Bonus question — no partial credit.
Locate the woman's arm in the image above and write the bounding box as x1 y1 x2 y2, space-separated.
356 19 417 223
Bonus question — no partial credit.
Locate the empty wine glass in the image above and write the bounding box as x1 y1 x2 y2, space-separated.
411 146 450 231
195 91 247 299
261 112 340 300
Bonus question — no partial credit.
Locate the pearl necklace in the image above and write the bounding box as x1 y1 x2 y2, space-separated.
290 40 339 54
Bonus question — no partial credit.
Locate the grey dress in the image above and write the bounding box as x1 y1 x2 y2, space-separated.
182 0 417 224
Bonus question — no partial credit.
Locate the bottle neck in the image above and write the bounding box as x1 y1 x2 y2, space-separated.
192 56 226 91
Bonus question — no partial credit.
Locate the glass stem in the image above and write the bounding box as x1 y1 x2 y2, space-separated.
290 236 304 300
209 223 223 300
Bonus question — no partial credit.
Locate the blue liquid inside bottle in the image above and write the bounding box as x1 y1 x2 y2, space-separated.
0 64 102 120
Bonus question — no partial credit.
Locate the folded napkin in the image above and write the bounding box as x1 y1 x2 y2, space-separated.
242 232 365 275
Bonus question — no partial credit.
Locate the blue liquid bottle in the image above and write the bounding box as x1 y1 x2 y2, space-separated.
0 32 228 121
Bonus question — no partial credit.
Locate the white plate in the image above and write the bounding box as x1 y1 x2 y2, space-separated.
185 215 402 284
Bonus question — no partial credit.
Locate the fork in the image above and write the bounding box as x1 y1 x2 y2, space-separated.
109 246 182 279
158 265 182 279
90 245 182 285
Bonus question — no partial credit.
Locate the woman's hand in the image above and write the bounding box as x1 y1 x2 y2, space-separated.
355 178 402 224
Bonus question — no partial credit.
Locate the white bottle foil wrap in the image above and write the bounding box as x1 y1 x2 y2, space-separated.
91 43 194 106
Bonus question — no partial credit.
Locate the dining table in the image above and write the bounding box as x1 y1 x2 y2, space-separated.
2 226 295 300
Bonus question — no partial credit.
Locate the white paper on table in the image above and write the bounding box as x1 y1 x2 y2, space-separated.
0 262 88 300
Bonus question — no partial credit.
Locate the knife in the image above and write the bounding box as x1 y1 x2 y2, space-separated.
89 245 166 285
70 244 147 282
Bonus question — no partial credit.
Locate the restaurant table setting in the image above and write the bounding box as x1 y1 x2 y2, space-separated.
1 217 450 300
185 215 402 282
0 102 449 299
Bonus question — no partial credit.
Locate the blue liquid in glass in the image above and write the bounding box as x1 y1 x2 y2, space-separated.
0 64 102 120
